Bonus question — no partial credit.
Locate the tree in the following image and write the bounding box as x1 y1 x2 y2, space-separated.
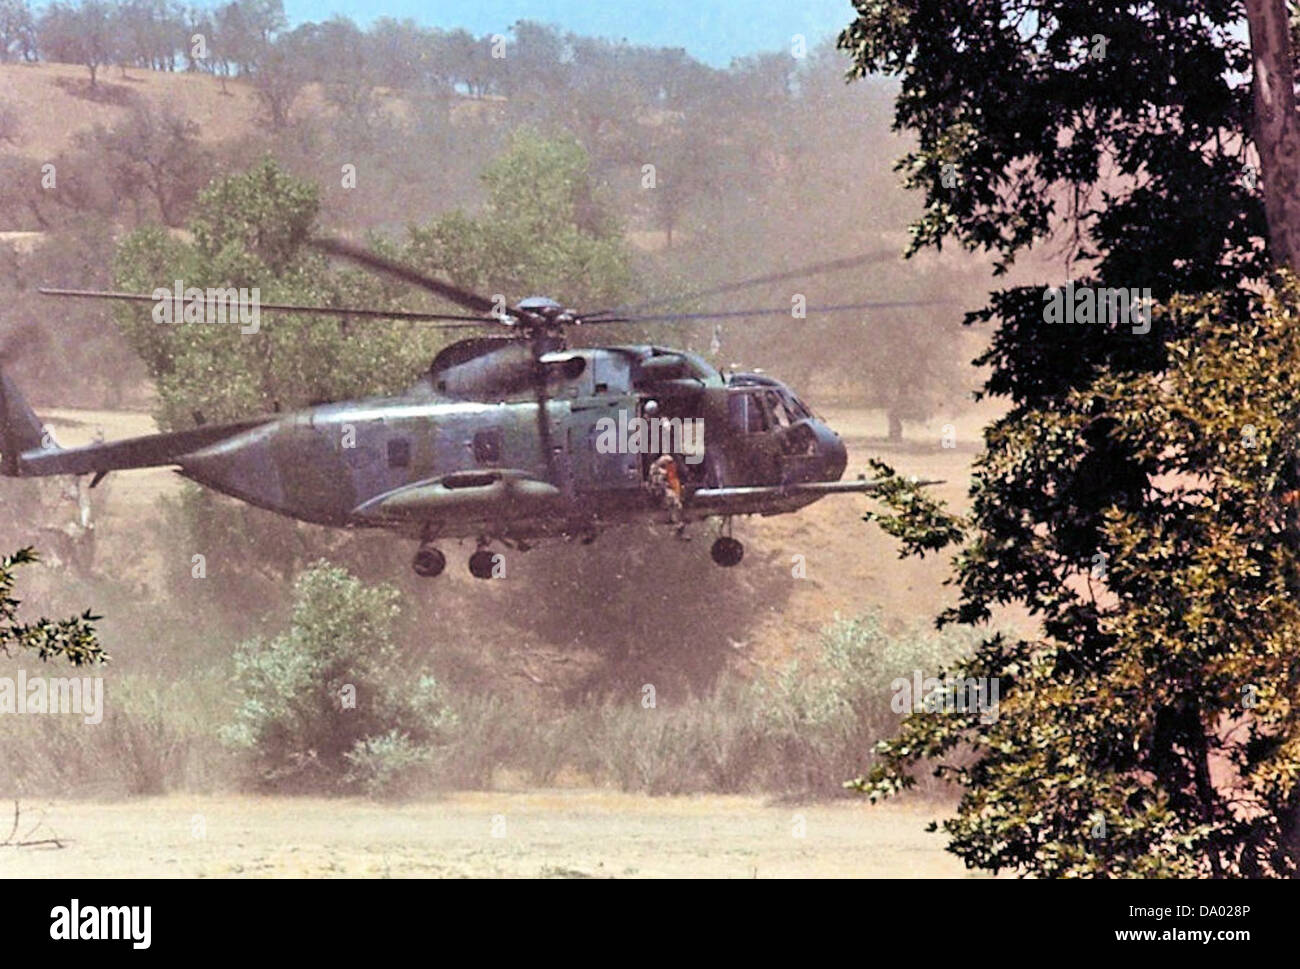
211 0 271 89
403 130 636 310
441 28 502 98
838 0 1300 876
37 0 116 89
0 0 36 62
111 158 444 607
0 548 104 665
557 35 662 168
365 17 427 92
1246 0 1300 271
80 105 209 225
113 0 186 75
211 0 300 125
502 19 568 99
206 4 237 92
246 28 309 129
641 121 717 250
114 157 438 429
311 16 383 137
220 561 455 795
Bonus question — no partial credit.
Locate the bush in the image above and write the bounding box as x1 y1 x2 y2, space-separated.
220 561 456 794
753 612 977 793
344 729 433 799
0 595 977 801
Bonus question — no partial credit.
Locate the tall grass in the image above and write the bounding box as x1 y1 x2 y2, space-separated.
1 604 979 801
0 672 230 797
428 612 976 798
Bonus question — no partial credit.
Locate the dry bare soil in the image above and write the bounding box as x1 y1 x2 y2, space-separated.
0 791 976 878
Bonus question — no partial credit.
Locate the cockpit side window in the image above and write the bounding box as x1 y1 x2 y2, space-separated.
763 391 795 429
728 391 769 433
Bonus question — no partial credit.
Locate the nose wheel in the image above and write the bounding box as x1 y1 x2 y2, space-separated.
710 536 744 567
412 546 446 578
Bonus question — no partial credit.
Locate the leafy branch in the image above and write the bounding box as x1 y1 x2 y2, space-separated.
0 547 106 666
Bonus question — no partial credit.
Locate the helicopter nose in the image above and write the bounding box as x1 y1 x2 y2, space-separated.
819 425 848 480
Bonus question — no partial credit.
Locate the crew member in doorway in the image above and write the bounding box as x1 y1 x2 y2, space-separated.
648 453 688 539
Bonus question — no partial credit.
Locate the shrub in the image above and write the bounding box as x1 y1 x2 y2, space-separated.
754 612 977 792
344 729 433 799
220 561 455 794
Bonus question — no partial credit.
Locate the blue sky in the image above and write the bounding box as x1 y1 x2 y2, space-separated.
283 0 858 67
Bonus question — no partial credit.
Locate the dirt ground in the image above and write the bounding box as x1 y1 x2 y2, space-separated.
0 791 978 878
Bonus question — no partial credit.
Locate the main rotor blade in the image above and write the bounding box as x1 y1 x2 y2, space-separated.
38 288 498 327
311 237 503 317
585 250 904 319
585 298 958 325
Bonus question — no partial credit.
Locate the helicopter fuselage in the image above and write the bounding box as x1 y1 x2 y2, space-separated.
174 341 850 543
2 339 857 575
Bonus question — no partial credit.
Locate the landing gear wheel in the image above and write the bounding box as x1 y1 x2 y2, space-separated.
412 547 446 578
468 549 498 579
710 536 744 567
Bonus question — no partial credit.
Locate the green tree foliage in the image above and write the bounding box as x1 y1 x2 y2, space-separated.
402 129 635 310
862 287 1300 876
111 158 443 609
840 1 1296 876
0 548 104 665
841 0 1263 290
113 156 440 431
220 561 455 796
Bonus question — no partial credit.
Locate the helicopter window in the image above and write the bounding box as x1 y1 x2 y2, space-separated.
782 392 811 421
728 391 769 433
387 438 411 469
782 423 818 457
764 391 794 429
473 429 502 464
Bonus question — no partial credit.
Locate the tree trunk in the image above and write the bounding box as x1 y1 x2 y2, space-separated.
1246 0 1300 873
1246 0 1300 271
887 409 903 442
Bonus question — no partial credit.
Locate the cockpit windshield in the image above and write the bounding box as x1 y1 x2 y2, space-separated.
781 391 812 422
725 374 818 426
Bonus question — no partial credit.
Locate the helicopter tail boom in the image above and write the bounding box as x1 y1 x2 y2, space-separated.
0 368 269 479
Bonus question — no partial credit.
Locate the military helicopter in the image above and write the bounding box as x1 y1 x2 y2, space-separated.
1 240 942 579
